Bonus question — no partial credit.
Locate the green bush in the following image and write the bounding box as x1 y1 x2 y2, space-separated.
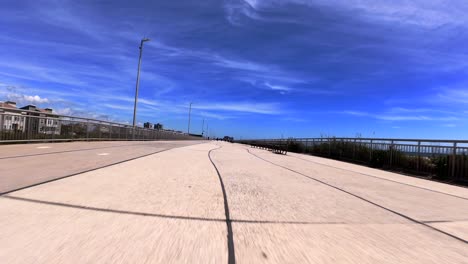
286 139 304 153
370 149 387 168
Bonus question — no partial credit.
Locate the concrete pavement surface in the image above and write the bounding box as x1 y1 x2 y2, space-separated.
0 140 202 194
0 141 467 263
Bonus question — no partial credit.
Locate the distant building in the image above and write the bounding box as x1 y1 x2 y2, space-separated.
0 101 17 109
0 101 26 132
144 122 153 129
154 123 163 130
0 102 61 135
20 105 61 135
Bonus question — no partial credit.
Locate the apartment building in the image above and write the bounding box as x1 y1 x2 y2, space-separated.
20 105 61 135
144 122 153 129
0 102 61 135
0 101 27 132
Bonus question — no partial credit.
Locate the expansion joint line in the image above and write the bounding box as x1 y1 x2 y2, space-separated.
209 145 236 264
246 148 468 245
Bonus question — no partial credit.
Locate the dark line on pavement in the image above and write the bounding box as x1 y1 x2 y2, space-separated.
422 220 468 224
290 154 468 201
246 149 468 245
2 195 225 222
0 144 199 196
209 145 236 264
2 195 348 225
233 219 345 225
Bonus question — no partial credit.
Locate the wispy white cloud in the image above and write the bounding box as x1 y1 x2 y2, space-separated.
213 56 270 72
54 107 74 116
33 1 108 41
379 115 458 121
197 111 233 120
443 124 457 128
341 109 460 121
224 0 262 26
0 62 88 87
435 88 468 104
193 102 281 114
143 42 308 90
102 103 134 111
139 98 159 107
386 107 458 115
282 117 308 122
341 111 368 117
265 82 292 92
243 0 468 28
322 0 468 28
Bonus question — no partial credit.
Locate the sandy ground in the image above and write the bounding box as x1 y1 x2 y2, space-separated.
0 141 467 263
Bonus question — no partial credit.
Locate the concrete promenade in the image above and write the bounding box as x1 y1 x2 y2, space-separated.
0 141 467 263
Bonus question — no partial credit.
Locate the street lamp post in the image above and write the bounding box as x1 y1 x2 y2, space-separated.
132 38 151 128
201 118 205 136
187 102 192 134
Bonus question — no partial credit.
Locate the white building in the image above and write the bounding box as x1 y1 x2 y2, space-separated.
0 102 61 135
20 105 61 135
0 101 26 132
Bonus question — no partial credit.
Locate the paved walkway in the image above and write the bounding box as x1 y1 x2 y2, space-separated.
0 140 201 194
1 142 467 263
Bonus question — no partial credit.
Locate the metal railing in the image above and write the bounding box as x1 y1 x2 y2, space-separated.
237 137 468 183
0 108 202 143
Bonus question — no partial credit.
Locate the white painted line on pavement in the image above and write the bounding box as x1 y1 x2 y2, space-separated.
36 146 51 149
97 153 110 156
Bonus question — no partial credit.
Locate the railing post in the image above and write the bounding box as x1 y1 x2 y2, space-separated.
71 121 74 139
328 138 331 157
389 140 394 167
86 120 89 140
369 139 373 163
353 138 356 160
311 138 315 154
452 142 457 180
52 119 56 140
417 141 421 171
27 116 32 140
320 138 324 155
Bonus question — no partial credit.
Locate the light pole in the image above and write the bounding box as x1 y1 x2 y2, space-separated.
187 102 192 134
202 118 205 136
132 38 151 128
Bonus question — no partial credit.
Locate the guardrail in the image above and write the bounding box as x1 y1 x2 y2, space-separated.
0 108 202 143
237 137 468 183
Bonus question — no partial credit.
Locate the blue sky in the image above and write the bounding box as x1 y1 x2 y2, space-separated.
1 0 468 139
